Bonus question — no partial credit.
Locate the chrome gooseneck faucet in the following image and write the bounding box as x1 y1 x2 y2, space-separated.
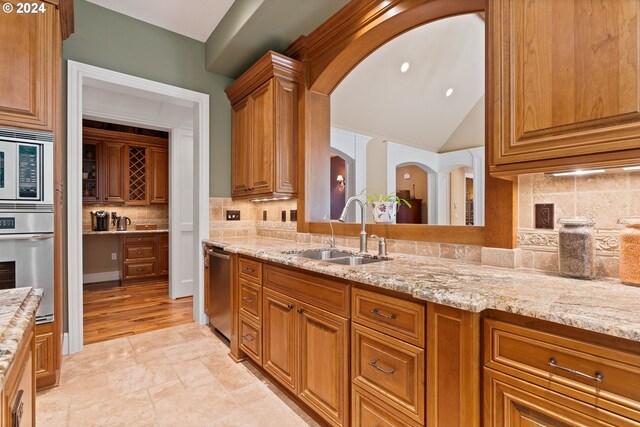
338 196 367 253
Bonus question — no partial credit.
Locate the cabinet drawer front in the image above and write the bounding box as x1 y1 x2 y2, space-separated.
352 287 425 347
352 323 425 423
353 385 423 427
265 265 349 317
124 245 155 260
485 319 640 410
124 262 156 278
485 368 640 427
124 235 157 245
239 316 262 365
239 279 261 323
239 257 262 283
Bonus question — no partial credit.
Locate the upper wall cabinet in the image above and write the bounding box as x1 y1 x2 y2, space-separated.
226 51 301 200
0 0 59 131
489 0 640 176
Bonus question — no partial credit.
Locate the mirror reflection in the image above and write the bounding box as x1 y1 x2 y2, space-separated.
329 13 485 226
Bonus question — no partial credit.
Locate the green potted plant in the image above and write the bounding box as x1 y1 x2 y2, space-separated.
366 192 411 224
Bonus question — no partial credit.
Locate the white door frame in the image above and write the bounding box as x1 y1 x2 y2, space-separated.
67 61 209 354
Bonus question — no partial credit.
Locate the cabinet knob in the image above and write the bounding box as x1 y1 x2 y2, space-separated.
297 308 304 314
286 304 294 311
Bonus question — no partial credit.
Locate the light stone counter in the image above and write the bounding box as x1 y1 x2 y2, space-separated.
203 236 640 342
0 288 42 388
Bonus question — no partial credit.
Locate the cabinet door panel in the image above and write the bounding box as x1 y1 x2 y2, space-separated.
0 0 57 131
273 78 297 194
491 0 640 174
263 288 297 394
231 98 252 196
298 302 349 427
103 142 125 203
150 148 168 204
250 81 274 195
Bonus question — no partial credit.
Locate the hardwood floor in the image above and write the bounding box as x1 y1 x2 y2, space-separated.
83 281 193 345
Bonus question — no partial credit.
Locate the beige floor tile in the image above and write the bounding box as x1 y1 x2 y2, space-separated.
37 323 316 427
68 389 157 427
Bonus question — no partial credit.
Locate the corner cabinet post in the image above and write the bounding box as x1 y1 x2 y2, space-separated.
225 51 302 200
228 253 244 362
426 303 481 427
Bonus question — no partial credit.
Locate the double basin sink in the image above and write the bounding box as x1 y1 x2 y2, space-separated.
287 249 387 266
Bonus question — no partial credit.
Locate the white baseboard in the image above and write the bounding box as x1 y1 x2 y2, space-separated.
62 332 70 355
83 271 120 284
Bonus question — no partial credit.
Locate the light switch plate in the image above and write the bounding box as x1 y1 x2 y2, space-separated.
226 210 240 221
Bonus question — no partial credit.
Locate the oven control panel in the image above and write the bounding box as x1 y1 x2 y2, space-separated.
0 218 16 229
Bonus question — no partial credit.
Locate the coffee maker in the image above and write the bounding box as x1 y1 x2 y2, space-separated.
90 210 110 231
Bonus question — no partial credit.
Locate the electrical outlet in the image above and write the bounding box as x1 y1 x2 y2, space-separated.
281 210 287 222
535 204 554 229
226 210 241 221
111 253 117 261
290 210 297 222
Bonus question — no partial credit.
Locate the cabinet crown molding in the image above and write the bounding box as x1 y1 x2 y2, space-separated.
225 51 303 105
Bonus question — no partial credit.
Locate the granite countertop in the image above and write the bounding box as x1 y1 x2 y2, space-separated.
0 288 42 388
203 237 640 343
83 229 169 235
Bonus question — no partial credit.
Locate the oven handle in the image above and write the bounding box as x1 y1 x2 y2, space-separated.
0 233 53 241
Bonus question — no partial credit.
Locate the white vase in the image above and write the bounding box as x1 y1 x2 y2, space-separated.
371 201 397 224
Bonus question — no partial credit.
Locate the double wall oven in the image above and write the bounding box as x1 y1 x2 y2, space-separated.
0 127 54 323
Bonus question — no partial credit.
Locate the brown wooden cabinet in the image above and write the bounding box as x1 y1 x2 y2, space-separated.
484 314 640 424
226 51 301 200
263 288 298 394
262 267 350 427
2 320 35 427
489 0 640 176
120 232 168 284
396 199 422 224
82 127 168 205
150 148 169 204
35 321 56 390
0 0 58 131
103 141 126 203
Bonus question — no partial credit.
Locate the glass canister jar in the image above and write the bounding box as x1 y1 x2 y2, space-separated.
618 217 640 286
557 217 596 279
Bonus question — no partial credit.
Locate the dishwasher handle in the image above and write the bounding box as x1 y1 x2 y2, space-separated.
208 249 230 260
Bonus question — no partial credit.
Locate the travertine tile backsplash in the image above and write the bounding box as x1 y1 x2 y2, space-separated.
209 171 639 281
517 171 640 278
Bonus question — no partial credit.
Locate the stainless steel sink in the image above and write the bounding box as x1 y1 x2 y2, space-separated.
325 256 385 266
288 249 354 260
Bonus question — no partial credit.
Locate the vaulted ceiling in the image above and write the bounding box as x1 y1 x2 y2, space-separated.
331 13 485 153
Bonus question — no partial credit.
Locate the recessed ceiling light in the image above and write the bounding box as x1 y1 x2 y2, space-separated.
623 166 640 171
445 88 454 97
400 62 410 73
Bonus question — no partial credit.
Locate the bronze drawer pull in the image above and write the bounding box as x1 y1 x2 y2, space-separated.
242 296 254 303
371 308 397 320
548 358 604 382
242 334 255 342
369 359 395 375
243 267 254 273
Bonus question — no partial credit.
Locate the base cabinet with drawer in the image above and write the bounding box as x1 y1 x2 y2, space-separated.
35 321 56 390
484 314 640 426
120 233 168 284
351 287 426 426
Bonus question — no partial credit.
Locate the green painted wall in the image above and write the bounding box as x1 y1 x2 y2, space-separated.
63 0 233 197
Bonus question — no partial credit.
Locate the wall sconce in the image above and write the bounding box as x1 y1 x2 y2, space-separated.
336 174 345 191
403 173 411 180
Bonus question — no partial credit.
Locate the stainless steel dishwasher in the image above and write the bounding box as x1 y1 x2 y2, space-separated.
208 246 231 340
